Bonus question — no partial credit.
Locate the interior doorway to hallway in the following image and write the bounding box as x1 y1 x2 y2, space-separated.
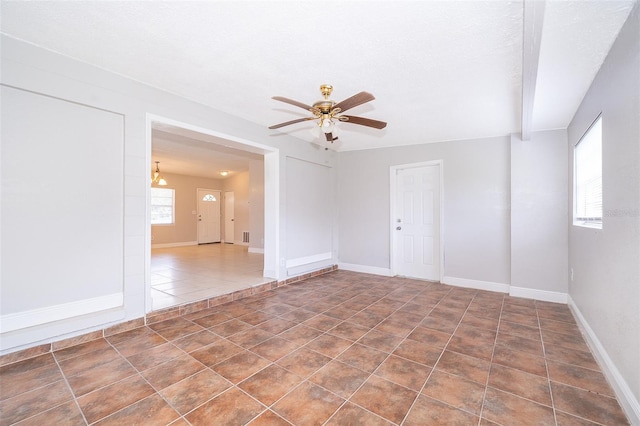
146 115 279 313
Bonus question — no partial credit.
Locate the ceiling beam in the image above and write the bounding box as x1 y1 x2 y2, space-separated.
521 0 546 141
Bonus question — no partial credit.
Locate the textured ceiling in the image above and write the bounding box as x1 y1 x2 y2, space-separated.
1 0 635 158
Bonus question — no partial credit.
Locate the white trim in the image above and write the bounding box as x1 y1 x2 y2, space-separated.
390 160 444 283
0 293 124 333
509 286 568 304
287 260 333 277
521 0 545 141
249 247 265 254
151 241 198 249
286 252 332 269
338 262 393 277
568 296 640 425
235 242 249 247
442 276 510 294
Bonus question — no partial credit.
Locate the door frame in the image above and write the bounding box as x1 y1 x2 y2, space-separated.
197 188 222 244
223 191 235 244
389 160 444 282
145 113 280 313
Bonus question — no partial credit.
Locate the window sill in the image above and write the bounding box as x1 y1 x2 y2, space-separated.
573 221 602 230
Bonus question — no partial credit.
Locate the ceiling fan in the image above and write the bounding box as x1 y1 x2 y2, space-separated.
269 84 387 143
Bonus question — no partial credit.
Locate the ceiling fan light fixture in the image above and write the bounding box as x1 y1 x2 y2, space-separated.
269 84 386 143
321 115 335 134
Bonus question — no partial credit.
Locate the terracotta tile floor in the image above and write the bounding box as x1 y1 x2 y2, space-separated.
0 271 630 425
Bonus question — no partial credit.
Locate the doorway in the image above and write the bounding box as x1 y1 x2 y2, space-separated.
391 161 443 281
197 188 221 244
146 114 279 313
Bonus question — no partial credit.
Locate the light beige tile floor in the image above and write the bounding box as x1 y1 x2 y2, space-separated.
151 244 270 310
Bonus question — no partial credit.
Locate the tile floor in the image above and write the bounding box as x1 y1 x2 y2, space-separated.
0 271 630 425
151 244 269 310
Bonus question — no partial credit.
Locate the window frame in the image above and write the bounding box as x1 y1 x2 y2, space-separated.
150 187 175 226
573 114 603 229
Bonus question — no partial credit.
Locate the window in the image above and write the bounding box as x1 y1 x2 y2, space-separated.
151 187 175 225
574 116 602 228
202 194 216 201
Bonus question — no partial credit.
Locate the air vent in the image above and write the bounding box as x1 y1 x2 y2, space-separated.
242 231 250 243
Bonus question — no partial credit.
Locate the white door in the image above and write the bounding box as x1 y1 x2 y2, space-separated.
393 164 441 281
197 188 221 244
224 191 235 244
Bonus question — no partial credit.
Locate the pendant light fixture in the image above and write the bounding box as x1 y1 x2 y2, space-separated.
152 161 167 186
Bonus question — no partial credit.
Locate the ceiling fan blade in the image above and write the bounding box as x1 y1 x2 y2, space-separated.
269 117 315 129
340 115 387 129
332 92 375 113
272 96 314 111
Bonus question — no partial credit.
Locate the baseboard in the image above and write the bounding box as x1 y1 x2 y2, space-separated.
338 263 393 277
248 247 264 254
286 252 332 269
442 276 510 293
568 296 640 425
509 286 568 304
151 241 197 249
0 292 124 333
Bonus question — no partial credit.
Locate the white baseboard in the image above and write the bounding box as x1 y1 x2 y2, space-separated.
286 252 332 269
0 292 124 333
151 241 197 249
248 247 264 254
509 286 568 304
287 259 333 277
442 276 510 293
568 296 640 425
338 263 393 277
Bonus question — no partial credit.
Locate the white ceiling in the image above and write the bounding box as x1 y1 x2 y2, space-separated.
1 0 635 158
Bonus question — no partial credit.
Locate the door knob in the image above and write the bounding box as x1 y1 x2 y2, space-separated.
396 226 401 230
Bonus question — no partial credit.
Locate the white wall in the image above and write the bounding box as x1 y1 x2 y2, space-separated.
1 86 124 333
285 157 335 276
510 130 568 301
567 4 640 420
0 35 337 354
249 159 265 251
338 136 511 287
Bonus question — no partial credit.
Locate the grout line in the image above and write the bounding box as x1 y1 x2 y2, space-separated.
476 292 506 426
399 287 481 425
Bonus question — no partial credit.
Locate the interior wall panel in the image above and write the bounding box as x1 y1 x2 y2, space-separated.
1 86 124 328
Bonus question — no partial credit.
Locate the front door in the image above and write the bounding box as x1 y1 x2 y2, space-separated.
197 188 221 244
393 164 441 281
